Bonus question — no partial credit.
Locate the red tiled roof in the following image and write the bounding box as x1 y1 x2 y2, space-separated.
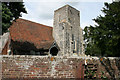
9 18 54 51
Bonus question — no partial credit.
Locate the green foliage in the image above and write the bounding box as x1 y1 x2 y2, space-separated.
2 2 27 34
84 2 120 57
101 71 107 79
85 69 96 79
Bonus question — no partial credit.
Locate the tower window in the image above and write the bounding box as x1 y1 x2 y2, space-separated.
73 41 75 49
73 41 77 50
73 50 76 53
72 34 74 41
78 13 79 17
71 42 73 44
70 10 72 14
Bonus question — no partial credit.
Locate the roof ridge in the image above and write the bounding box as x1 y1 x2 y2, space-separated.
17 18 53 28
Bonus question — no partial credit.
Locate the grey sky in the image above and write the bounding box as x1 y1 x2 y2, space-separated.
21 0 112 29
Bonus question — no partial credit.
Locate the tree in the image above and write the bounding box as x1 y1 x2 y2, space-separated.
2 2 27 34
84 2 120 57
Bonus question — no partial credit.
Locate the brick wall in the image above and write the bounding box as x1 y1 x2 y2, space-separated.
2 56 84 79
1 56 120 79
84 57 120 79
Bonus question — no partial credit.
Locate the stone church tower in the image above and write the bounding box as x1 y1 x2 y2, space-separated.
53 5 84 56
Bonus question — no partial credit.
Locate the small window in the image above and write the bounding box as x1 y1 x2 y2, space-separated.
78 13 79 17
71 41 73 44
72 34 74 41
68 18 71 23
73 41 75 49
70 10 72 14
73 41 77 50
73 50 76 53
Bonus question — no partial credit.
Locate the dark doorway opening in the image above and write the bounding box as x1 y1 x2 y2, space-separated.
50 47 58 56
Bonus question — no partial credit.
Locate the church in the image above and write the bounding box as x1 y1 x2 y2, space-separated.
1 5 84 56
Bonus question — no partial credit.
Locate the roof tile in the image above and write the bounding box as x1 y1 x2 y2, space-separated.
9 18 54 50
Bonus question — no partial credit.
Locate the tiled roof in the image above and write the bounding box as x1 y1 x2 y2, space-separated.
9 18 54 51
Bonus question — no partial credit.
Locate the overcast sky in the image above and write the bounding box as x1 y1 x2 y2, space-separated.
21 0 112 29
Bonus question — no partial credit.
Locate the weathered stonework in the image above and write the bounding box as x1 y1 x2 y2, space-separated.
1 55 120 79
53 5 84 56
